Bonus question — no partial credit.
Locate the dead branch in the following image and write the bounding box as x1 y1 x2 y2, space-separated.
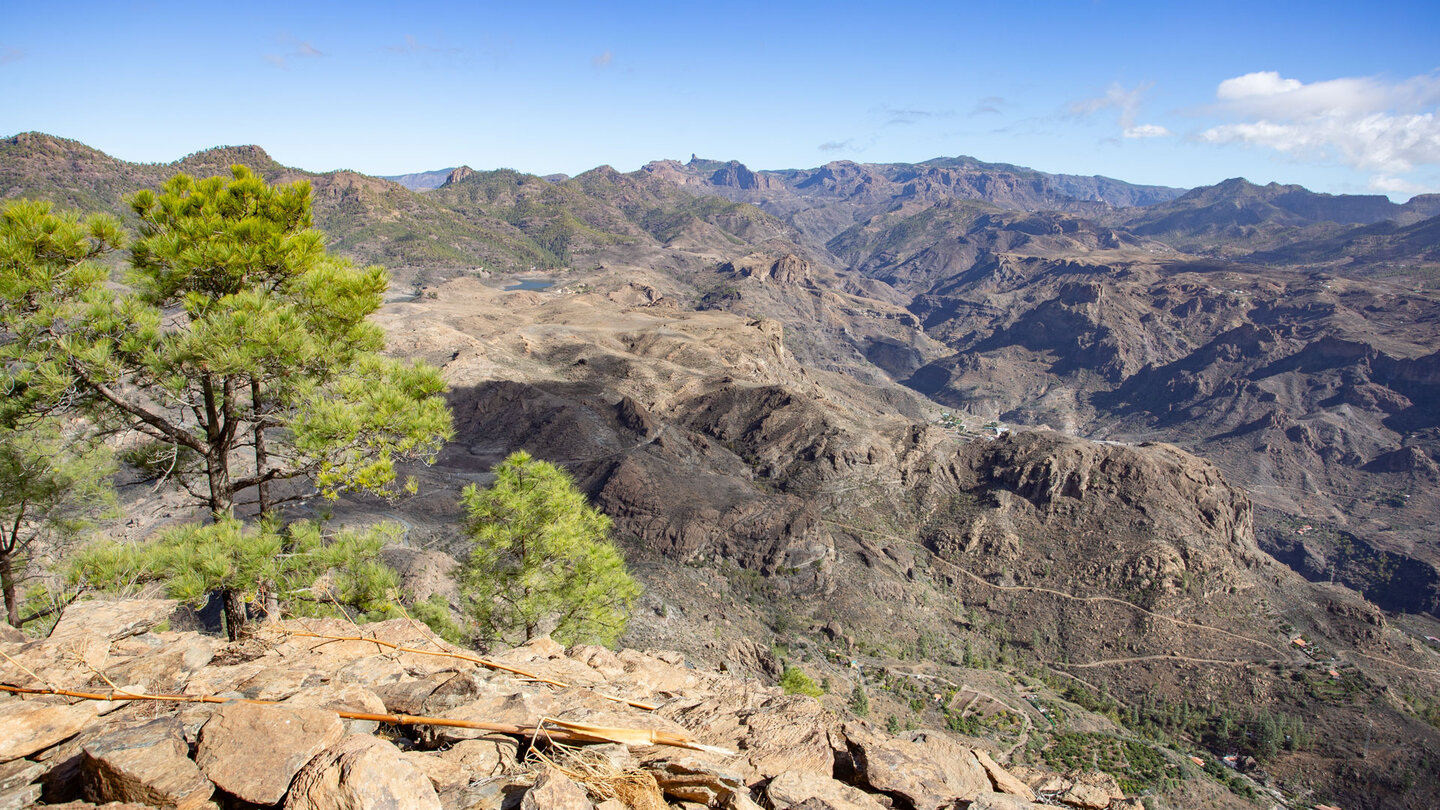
0 683 727 753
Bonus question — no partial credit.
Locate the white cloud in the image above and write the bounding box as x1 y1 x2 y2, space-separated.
1200 71 1440 180
1367 174 1434 196
1124 124 1171 139
1216 71 1302 100
591 50 614 69
1069 82 1171 140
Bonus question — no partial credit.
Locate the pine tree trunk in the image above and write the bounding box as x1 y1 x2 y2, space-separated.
1 550 19 628
252 379 270 520
222 589 248 641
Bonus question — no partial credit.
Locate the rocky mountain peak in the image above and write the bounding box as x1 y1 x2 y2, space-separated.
441 165 475 186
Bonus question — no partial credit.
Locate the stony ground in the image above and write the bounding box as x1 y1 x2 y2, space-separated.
1 598 1151 810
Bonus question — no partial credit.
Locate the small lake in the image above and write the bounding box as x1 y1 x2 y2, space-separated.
504 278 554 292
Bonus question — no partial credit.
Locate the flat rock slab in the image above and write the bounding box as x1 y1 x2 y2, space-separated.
0 782 42 810
50 599 177 644
196 702 345 805
286 734 441 810
81 718 213 810
0 700 98 763
0 758 45 793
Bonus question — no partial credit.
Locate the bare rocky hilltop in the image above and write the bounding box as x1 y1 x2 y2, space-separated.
4 133 1440 809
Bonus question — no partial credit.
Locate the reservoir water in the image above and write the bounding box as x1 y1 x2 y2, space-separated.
505 278 554 292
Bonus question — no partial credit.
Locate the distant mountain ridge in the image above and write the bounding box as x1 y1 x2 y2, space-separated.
379 167 458 191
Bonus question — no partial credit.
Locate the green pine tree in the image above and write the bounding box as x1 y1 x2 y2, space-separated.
71 518 403 623
0 419 116 628
2 169 453 639
458 451 640 646
849 682 871 717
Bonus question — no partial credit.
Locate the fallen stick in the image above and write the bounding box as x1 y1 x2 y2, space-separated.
270 628 658 711
0 683 728 754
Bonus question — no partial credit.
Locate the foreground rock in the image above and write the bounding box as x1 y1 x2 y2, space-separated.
80 719 212 810
286 734 441 810
0 600 1135 810
195 703 345 804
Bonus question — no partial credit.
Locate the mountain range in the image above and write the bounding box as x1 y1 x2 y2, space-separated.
4 131 1440 809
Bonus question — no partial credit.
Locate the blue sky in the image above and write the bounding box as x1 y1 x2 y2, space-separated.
4 1 1439 199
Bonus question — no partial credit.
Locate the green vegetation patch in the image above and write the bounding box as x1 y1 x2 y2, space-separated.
1042 732 1181 796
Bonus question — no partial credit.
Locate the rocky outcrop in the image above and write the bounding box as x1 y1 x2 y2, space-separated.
0 599 1132 810
939 431 1264 598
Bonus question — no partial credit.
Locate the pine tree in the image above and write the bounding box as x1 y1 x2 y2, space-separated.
849 682 871 717
0 419 116 628
71 518 402 623
2 171 453 638
459 451 640 646
1 200 124 629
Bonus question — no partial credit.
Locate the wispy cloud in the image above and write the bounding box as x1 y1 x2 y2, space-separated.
969 96 1006 116
591 50 614 69
0 47 23 65
874 104 952 126
1069 82 1171 139
1199 71 1440 181
263 35 325 69
818 140 854 152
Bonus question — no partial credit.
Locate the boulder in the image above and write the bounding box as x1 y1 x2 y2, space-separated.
843 723 978 810
286 734 441 810
765 770 885 810
649 757 750 806
906 731 989 800
373 669 458 715
402 736 518 792
1058 772 1123 809
195 702 345 804
520 767 593 810
80 718 213 810
972 749 1035 801
380 546 461 604
0 700 98 762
